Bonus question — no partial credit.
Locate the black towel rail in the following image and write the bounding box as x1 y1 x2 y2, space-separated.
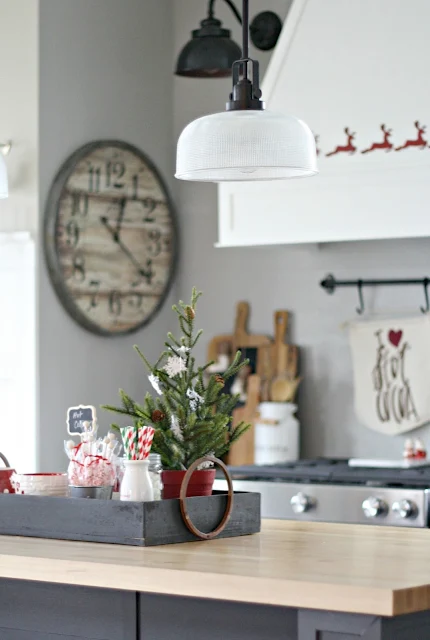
320 273 430 315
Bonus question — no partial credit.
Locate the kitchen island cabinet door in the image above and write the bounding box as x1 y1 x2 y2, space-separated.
139 593 297 640
299 610 382 639
299 609 430 640
0 580 135 640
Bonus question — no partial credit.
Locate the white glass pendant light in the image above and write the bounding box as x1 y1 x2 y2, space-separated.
176 0 317 182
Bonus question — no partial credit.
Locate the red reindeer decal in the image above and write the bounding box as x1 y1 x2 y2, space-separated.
395 121 427 151
326 127 356 157
361 124 393 154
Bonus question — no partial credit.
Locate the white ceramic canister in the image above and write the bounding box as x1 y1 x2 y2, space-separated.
120 460 154 502
255 402 299 465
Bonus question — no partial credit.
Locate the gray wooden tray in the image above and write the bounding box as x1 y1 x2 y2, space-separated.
0 490 260 546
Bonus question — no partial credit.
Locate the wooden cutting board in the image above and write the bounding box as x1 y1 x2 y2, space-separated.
270 310 299 402
206 302 271 467
272 310 290 376
226 374 260 466
207 301 271 369
257 311 298 378
207 334 233 364
225 302 270 465
232 301 271 352
258 342 273 403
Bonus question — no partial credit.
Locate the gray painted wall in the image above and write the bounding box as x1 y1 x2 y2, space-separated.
36 0 430 470
173 0 430 459
38 0 176 471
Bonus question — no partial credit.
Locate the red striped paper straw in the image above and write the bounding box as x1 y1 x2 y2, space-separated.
138 426 155 460
144 427 155 459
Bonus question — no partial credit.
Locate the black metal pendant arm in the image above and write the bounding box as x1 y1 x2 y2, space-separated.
226 0 264 111
208 0 242 24
242 0 249 58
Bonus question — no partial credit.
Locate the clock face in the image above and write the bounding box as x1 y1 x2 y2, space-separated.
44 140 177 336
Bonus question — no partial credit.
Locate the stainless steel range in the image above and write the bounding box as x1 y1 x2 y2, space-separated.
213 458 430 527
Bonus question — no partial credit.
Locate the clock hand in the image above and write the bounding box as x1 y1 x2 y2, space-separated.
113 197 127 243
100 216 152 279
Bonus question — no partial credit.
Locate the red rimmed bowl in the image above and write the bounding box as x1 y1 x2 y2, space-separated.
11 473 68 496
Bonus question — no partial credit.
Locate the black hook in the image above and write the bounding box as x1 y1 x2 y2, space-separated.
356 280 364 315
421 278 430 313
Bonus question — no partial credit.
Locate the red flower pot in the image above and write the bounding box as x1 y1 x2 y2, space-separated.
162 468 216 500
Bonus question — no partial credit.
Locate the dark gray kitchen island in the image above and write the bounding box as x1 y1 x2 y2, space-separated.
1 520 430 639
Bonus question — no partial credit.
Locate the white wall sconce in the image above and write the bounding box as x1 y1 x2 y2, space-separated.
0 141 12 199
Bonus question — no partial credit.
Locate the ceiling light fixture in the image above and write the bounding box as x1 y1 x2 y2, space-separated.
175 0 281 78
0 141 11 199
175 0 317 182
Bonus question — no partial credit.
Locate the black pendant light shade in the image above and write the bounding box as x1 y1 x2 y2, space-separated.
175 0 282 79
176 17 242 78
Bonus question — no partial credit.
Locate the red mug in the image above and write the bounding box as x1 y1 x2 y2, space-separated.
0 452 15 494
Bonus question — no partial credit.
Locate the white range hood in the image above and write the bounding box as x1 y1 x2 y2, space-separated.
217 0 430 247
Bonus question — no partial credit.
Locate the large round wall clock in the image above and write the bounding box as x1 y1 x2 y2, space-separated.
44 140 178 336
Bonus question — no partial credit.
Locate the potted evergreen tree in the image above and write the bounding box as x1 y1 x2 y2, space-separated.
103 288 251 499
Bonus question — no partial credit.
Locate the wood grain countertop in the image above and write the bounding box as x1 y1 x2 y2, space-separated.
0 520 429 616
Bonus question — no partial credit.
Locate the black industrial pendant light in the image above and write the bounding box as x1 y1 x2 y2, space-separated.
176 0 318 182
175 0 282 78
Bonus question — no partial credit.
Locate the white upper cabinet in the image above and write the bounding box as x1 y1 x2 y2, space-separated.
218 0 430 246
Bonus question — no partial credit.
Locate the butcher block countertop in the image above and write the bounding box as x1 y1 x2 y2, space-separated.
1 520 430 617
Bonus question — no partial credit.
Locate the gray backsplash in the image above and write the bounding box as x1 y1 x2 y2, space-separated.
175 190 430 459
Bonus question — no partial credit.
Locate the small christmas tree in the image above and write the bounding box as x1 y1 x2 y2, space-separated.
103 288 251 470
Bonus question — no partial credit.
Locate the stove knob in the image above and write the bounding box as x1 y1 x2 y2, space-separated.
392 499 417 519
290 492 313 514
362 497 388 518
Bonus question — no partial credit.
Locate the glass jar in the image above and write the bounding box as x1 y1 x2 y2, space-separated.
148 453 163 500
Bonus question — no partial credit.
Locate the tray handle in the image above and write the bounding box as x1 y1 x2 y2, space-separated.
0 452 10 469
179 455 233 541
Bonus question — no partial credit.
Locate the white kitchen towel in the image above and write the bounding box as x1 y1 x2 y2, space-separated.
349 316 430 434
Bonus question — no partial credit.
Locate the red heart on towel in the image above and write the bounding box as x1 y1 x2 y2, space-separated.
388 329 403 347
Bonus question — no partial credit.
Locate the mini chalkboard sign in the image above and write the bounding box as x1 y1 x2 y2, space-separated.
67 405 97 436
